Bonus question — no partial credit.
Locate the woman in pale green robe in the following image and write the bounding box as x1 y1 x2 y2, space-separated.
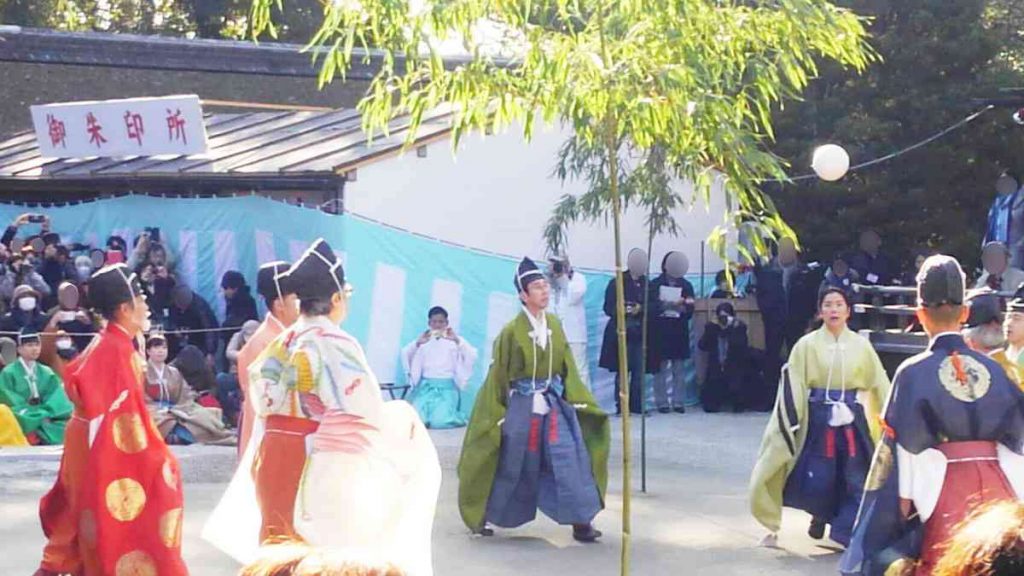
749 288 890 547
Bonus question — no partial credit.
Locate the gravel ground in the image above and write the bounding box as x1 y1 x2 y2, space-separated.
0 410 845 575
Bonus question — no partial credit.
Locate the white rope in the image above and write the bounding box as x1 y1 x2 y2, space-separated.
772 106 994 183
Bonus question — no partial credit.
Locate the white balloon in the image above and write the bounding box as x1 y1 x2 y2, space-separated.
811 144 850 182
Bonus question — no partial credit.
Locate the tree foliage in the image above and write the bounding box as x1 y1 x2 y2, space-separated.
248 1 875 571
251 0 875 261
769 0 1024 275
0 0 323 41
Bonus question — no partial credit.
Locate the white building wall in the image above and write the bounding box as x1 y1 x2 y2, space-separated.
344 122 728 277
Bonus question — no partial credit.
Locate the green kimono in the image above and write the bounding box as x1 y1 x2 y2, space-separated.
0 359 73 445
457 311 610 530
748 326 890 534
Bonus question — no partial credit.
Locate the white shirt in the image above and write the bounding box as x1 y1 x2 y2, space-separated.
550 270 588 344
975 266 1024 291
402 336 478 390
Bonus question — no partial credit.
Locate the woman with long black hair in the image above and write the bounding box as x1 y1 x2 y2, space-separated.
749 287 890 548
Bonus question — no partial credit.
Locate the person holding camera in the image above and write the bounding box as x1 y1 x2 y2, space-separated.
1 252 52 307
599 248 660 415
0 213 49 249
548 253 590 388
38 234 75 307
698 302 752 413
128 227 176 273
45 282 95 354
401 306 478 428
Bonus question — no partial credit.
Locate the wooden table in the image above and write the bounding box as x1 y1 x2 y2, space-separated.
692 297 764 386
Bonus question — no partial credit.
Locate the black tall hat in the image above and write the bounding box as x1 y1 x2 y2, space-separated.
17 326 40 346
256 261 294 302
279 239 345 301
916 255 965 308
514 257 545 293
89 263 143 313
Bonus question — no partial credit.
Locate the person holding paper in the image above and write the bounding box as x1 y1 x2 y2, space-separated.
401 306 478 428
650 251 696 413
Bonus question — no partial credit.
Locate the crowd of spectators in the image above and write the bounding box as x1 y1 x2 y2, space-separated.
593 226 1018 416
0 212 261 446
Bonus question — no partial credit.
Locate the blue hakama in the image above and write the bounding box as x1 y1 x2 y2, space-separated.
783 389 872 546
407 377 467 429
485 377 602 528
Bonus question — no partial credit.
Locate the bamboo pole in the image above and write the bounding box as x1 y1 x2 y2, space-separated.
640 217 655 493
606 130 631 576
596 3 629 572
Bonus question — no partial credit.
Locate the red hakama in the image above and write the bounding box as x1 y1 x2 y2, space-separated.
253 414 319 542
916 440 1016 575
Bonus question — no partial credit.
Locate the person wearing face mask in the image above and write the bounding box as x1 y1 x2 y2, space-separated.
0 284 47 335
72 255 93 285
750 287 890 551
144 333 236 446
649 251 697 413
0 327 72 446
34 263 188 576
599 248 660 415
203 240 441 576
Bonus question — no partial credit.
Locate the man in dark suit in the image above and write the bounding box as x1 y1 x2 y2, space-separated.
751 238 821 384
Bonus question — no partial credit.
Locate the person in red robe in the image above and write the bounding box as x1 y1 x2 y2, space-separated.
237 261 298 457
35 263 188 576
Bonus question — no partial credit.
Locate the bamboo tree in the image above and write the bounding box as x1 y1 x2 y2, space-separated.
250 1 876 573
547 140 680 494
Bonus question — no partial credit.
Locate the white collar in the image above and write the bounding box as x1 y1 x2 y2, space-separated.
267 312 286 331
522 307 549 350
18 357 36 375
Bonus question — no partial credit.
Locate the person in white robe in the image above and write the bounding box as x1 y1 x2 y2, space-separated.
203 239 441 576
401 306 477 428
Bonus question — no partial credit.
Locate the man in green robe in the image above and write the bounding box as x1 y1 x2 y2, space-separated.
0 328 72 445
458 257 610 543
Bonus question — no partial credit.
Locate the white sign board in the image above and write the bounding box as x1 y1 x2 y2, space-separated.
30 95 208 159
